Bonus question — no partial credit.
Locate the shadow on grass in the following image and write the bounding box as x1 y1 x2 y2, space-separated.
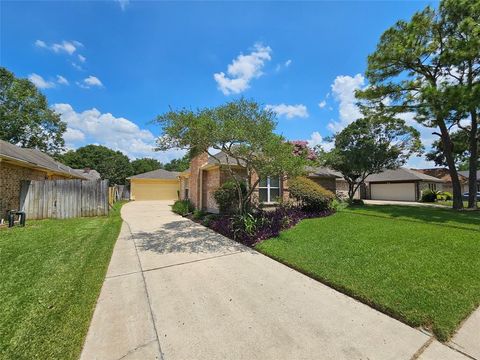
133 220 251 255
346 205 480 232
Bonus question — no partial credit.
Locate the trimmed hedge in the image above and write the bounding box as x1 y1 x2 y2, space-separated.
288 176 335 211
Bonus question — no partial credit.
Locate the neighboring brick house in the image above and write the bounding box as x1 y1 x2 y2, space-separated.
415 168 469 194
179 151 340 213
0 140 86 219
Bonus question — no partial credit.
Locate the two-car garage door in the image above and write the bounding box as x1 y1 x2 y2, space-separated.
370 183 416 202
130 179 179 200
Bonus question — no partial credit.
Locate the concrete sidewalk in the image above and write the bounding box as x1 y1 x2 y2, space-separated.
364 199 448 208
80 201 473 360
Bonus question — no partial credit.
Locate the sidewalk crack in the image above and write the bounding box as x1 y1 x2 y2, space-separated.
117 339 157 360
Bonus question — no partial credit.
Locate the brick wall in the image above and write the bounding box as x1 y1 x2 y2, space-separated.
188 153 208 209
202 168 221 212
0 162 48 218
179 176 189 200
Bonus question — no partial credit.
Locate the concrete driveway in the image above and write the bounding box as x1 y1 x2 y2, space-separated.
81 201 469 360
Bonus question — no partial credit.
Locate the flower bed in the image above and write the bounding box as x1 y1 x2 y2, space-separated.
208 206 334 246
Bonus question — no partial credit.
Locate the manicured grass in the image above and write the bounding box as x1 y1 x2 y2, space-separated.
436 200 478 208
0 202 125 360
256 205 480 341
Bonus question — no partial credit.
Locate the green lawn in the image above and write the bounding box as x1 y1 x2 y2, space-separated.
436 200 478 208
0 202 125 360
256 205 480 341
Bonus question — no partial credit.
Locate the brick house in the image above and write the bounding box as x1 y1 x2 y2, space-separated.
0 140 86 218
415 168 470 194
179 151 340 213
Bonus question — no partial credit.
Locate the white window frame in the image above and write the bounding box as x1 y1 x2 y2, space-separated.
428 183 437 191
258 176 281 203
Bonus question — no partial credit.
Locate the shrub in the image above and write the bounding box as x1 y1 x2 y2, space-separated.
421 189 437 202
331 198 348 211
288 177 334 211
171 199 194 215
193 209 206 220
202 214 218 227
437 191 452 201
213 180 247 214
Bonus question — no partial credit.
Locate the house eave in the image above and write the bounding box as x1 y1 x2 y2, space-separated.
0 155 86 179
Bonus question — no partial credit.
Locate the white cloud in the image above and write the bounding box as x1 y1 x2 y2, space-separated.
78 54 86 63
52 103 185 162
71 62 84 71
28 73 55 89
64 128 85 143
56 75 69 85
214 43 272 95
35 40 83 55
307 131 333 151
318 100 327 109
265 103 308 119
116 0 130 11
275 59 292 72
52 41 77 54
78 76 103 88
328 73 366 132
34 40 47 48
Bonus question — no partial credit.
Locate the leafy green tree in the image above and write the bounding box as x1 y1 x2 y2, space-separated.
131 158 162 175
163 154 191 172
426 130 479 170
57 145 132 184
325 116 422 201
357 5 471 209
156 98 310 213
439 0 479 208
0 67 66 154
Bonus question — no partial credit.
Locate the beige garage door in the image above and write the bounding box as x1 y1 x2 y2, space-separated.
370 183 416 202
131 180 179 200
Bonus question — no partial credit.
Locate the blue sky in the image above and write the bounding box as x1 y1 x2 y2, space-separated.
1 0 437 166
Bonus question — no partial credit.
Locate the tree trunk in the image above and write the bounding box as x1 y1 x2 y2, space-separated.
467 110 478 209
347 181 355 202
438 120 464 209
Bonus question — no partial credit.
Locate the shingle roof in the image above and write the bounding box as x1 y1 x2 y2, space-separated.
127 168 179 180
73 168 101 180
366 168 445 183
458 170 480 179
415 168 469 184
306 166 341 178
0 140 86 179
207 151 246 166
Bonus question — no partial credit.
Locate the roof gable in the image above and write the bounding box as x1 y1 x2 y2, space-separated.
366 168 445 183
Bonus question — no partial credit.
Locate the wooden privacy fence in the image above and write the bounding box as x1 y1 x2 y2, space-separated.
20 179 109 219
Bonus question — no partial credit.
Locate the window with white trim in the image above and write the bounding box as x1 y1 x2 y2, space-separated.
258 177 280 203
428 183 437 191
